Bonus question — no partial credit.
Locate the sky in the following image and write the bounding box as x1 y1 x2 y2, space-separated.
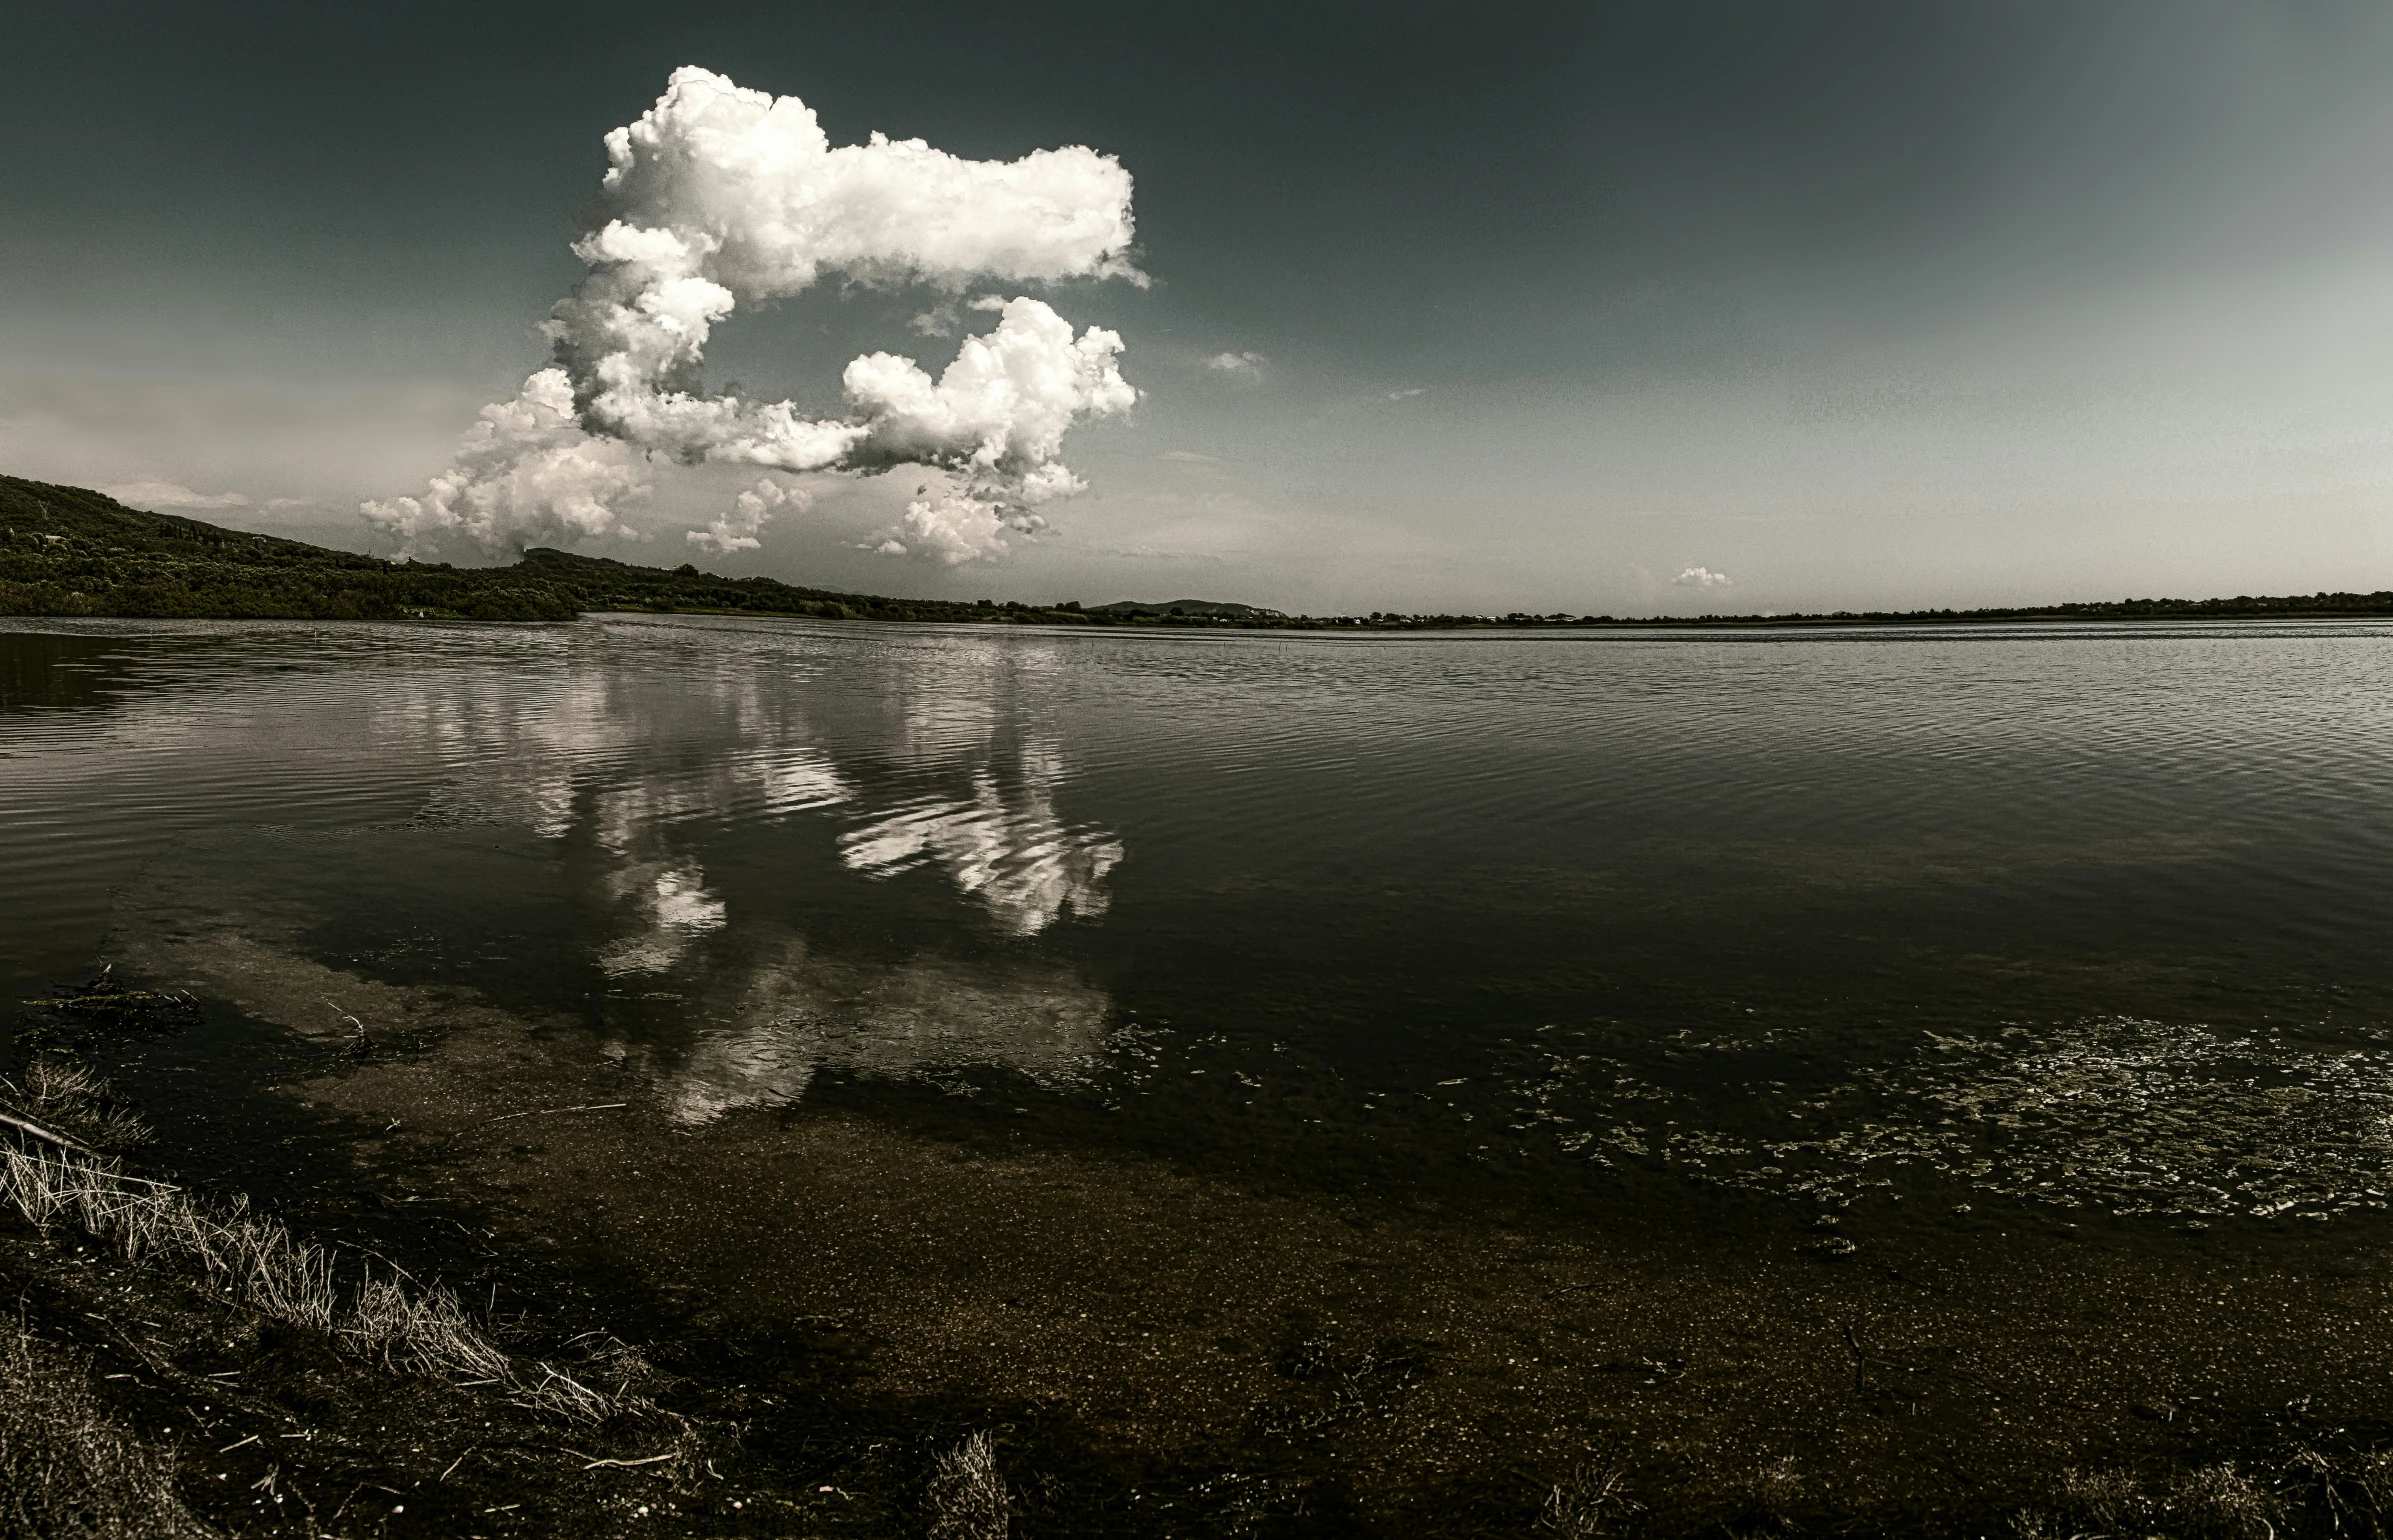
8 1 2393 616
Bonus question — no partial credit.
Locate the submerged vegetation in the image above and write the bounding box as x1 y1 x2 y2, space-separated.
9 473 2393 630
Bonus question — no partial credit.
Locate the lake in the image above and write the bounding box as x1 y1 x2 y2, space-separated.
9 611 2393 1527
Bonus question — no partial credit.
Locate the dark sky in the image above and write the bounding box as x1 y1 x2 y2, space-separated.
9 1 2393 611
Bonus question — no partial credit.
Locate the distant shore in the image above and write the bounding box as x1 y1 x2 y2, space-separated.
9 473 2393 633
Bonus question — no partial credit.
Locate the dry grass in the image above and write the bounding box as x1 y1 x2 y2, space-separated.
2036 1461 2286 1540
343 1268 508 1380
0 1127 643 1423
2054 1464 2141 1531
0 1322 213 1539
1731 1455 1803 1536
508 1361 622 1423
926 1430 1009 1540
5 1059 150 1153
2166 1461 2282 1539
562 1330 666 1415
1541 1452 1642 1539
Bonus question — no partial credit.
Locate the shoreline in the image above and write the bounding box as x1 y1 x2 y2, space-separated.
12 472 2393 637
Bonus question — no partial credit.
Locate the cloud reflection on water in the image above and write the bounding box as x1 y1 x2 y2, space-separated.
656 940 1112 1125
390 635 1124 945
595 862 728 976
837 753 1124 936
374 624 1126 1116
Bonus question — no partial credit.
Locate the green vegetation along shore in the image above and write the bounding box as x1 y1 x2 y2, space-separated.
9 473 2393 629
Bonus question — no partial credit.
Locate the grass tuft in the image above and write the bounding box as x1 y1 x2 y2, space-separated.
0 1111 643 1422
15 1059 152 1151
2166 1462 2282 1540
1541 1452 1642 1538
926 1430 1009 1540
343 1268 508 1380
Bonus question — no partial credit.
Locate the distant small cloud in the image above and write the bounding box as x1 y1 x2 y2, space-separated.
1207 351 1266 372
915 296 1008 336
1673 566 1733 590
1387 387 1426 400
101 480 250 510
1088 544 1230 563
1160 450 1223 463
266 497 310 509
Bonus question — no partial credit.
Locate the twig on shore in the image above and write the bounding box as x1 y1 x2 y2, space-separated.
324 998 369 1052
218 1434 261 1454
475 1104 628 1129
563 1448 676 1470
103 1322 161 1373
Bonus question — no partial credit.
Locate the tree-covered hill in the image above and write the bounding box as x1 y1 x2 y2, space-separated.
0 476 1080 625
9 473 2393 630
1089 598 1285 618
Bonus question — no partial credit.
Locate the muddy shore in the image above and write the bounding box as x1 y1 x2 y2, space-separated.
7 913 2392 1537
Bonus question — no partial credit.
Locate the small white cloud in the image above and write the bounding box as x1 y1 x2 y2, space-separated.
862 487 1049 564
265 497 311 510
1672 566 1733 590
1387 387 1426 400
1207 351 1266 372
102 480 250 510
689 477 809 553
1160 450 1223 463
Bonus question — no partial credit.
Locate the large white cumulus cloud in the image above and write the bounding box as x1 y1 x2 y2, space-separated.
366 66 1140 559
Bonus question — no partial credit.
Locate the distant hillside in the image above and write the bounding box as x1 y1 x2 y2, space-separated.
1089 598 1286 618
0 476 1085 626
9 473 2393 632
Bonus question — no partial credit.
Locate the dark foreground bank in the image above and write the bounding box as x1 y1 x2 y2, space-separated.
8 473 2393 631
16 968 2393 1540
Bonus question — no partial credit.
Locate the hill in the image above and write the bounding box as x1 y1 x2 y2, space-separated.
1089 598 1285 618
0 476 1085 626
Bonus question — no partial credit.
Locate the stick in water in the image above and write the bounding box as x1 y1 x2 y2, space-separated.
0 1109 100 1157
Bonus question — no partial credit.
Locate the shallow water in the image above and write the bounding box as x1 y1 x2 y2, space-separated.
9 612 2393 1233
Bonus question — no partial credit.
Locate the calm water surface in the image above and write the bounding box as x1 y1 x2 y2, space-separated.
8 612 2393 1231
